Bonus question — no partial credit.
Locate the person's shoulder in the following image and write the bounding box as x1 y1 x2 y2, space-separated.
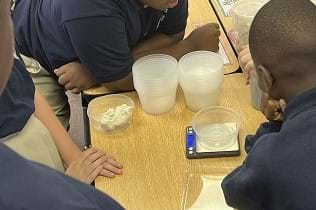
244 132 285 173
0 144 125 210
53 0 123 23
283 108 316 129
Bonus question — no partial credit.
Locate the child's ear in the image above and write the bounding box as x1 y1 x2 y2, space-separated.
257 65 274 93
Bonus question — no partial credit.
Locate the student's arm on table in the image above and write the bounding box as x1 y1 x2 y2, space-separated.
33 90 123 183
132 31 185 57
55 14 221 93
98 24 221 91
132 24 220 61
55 17 134 93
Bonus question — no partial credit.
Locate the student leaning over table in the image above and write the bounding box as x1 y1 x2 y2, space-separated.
0 3 124 204
0 0 123 184
12 0 221 129
222 0 316 209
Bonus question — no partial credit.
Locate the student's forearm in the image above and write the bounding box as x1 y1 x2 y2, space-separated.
132 32 184 58
102 33 189 91
133 39 194 61
33 90 82 166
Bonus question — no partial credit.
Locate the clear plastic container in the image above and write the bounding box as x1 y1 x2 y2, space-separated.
138 92 177 115
178 51 224 112
230 0 267 47
87 94 135 133
192 106 241 150
181 166 235 210
132 54 178 115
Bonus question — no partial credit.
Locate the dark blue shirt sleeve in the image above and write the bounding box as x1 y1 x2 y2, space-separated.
63 17 133 83
221 136 271 210
157 0 188 35
245 121 282 153
221 165 266 210
0 56 35 138
0 143 124 210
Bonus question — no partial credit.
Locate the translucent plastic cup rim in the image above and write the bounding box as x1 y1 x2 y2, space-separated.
132 54 178 81
191 106 241 140
178 51 224 77
230 0 266 18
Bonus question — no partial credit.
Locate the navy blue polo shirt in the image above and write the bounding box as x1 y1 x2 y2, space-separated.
222 88 316 210
13 0 188 83
0 54 35 139
0 143 124 210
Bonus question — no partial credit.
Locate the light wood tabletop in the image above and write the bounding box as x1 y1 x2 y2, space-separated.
185 0 239 75
83 0 239 97
91 73 265 210
185 0 238 74
209 0 235 35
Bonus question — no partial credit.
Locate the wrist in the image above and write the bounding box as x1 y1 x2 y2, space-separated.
182 38 196 52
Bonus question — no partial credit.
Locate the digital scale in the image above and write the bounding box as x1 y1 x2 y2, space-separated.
185 126 240 159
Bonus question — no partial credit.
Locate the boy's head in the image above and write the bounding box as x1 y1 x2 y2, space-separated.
139 0 179 10
0 0 14 93
249 0 316 101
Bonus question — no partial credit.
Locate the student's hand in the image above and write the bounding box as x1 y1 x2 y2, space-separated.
238 46 255 84
261 93 287 121
185 23 221 52
65 148 123 184
54 62 97 94
227 30 255 84
227 29 237 50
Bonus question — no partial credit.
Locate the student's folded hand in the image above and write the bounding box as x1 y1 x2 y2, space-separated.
261 93 286 121
238 45 255 84
185 23 221 52
65 148 123 184
54 62 96 94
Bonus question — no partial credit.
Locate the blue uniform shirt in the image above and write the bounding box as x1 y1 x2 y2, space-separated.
222 88 316 210
0 143 124 210
13 0 188 83
0 54 35 139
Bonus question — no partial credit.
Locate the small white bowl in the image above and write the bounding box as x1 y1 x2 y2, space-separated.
87 94 135 133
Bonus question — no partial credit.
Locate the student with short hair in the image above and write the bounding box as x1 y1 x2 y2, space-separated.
12 0 221 128
222 0 316 209
0 0 123 184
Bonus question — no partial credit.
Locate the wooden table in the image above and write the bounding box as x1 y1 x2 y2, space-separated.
209 0 235 36
91 73 265 210
185 0 239 75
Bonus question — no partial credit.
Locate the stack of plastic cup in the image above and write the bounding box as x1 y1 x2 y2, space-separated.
249 70 263 110
178 51 224 112
230 0 268 48
132 54 178 115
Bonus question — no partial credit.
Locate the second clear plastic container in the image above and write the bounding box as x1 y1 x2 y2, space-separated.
192 106 241 150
